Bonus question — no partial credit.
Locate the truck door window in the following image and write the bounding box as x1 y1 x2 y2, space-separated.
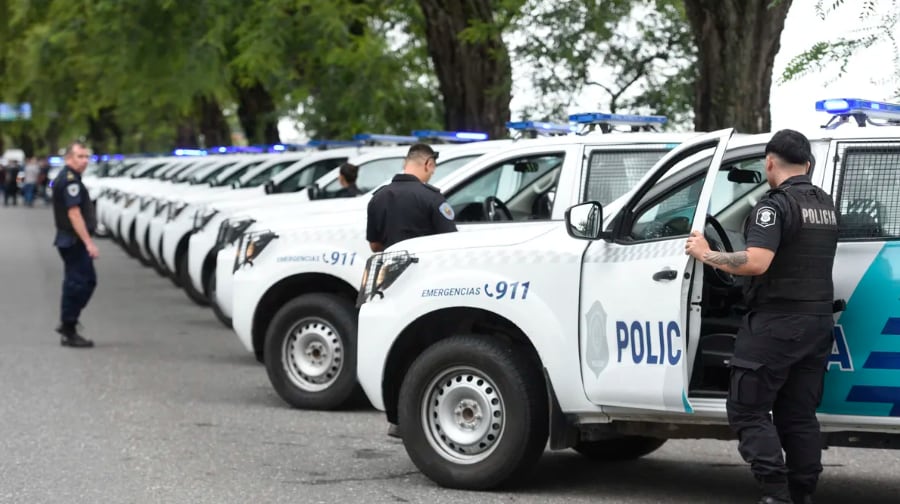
319 157 404 197
277 159 346 193
629 175 705 241
445 153 564 222
834 144 900 240
582 149 670 206
243 159 298 188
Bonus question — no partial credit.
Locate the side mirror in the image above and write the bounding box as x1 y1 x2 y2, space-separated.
264 180 276 194
306 183 321 200
565 201 605 240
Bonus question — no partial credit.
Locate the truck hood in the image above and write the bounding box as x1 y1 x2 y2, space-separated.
231 196 369 224
389 221 561 254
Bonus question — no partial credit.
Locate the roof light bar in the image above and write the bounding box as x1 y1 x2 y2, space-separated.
173 148 207 156
353 133 420 145
412 130 489 142
568 112 667 126
506 121 576 137
815 98 900 129
306 139 364 149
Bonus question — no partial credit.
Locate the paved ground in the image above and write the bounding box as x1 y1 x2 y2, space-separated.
0 205 898 504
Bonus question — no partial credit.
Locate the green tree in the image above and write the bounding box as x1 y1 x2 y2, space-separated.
683 0 793 133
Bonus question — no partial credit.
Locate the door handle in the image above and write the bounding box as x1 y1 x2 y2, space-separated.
653 269 677 281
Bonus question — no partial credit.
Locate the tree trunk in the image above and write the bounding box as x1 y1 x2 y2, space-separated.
194 96 231 148
417 0 512 140
683 0 792 133
234 81 280 145
86 107 123 153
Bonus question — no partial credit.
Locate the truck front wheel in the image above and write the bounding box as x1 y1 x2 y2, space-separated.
263 294 360 410
573 436 666 461
398 335 548 490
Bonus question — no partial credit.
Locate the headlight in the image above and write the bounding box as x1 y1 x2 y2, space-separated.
357 251 418 306
167 201 187 222
233 231 278 272
216 218 255 248
193 207 219 231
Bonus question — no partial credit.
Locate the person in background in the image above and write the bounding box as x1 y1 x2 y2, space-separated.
38 157 52 205
333 162 361 198
4 160 20 206
23 157 41 207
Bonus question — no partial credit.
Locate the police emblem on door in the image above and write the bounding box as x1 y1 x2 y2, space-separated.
756 206 776 228
585 301 609 378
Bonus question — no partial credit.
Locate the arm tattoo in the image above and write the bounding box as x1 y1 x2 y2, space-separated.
702 251 748 268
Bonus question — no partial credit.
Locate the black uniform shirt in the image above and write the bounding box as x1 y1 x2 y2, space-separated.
366 174 457 249
334 184 361 198
53 166 96 247
744 175 811 253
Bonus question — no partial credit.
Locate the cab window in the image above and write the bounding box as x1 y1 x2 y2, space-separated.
445 153 564 222
319 157 404 197
582 149 671 206
242 159 301 188
277 158 346 193
431 155 481 184
834 144 900 240
216 161 263 186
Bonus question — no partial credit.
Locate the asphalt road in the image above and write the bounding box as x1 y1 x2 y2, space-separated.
1 205 898 504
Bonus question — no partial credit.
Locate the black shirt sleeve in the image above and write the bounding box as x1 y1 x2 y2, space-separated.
430 196 458 234
745 193 786 252
366 195 385 243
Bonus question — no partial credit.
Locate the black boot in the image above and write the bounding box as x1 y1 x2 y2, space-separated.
56 323 94 348
789 483 814 504
757 479 792 504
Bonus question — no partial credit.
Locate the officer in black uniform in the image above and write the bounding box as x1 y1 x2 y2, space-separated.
366 143 456 252
333 162 361 198
53 141 99 348
686 130 838 504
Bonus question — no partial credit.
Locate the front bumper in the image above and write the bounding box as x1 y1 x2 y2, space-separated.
215 246 237 320
188 223 222 295
357 300 405 412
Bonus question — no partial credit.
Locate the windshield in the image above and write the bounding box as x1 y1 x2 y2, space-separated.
186 161 237 184
215 161 263 186
241 159 302 188
431 155 482 184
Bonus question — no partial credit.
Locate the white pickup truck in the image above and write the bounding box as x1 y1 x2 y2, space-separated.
228 121 700 411
354 100 900 489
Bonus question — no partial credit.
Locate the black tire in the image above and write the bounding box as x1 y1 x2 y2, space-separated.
178 251 208 306
398 335 548 490
204 269 233 329
573 436 667 461
263 294 361 410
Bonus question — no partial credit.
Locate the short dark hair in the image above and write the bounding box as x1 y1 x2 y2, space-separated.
339 162 358 184
765 129 812 166
64 141 88 158
406 143 438 163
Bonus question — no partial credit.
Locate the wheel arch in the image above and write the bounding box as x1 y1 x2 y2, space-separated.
251 273 358 359
381 307 549 426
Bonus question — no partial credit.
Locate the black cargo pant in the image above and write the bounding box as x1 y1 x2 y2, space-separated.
58 241 97 325
726 311 834 497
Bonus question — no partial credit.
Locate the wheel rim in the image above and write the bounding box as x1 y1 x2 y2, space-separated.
282 317 344 392
421 366 505 465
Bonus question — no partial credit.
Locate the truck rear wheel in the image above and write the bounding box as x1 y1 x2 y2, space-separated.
398 335 548 490
263 294 361 410
573 436 666 461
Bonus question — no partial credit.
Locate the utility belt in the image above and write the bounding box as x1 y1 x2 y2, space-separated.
752 299 846 315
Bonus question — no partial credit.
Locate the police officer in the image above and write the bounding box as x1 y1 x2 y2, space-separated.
333 162 361 198
366 143 456 252
53 141 99 348
686 129 838 504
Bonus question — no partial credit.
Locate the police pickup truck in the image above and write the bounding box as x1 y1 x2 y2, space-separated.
228 117 700 411
355 99 900 489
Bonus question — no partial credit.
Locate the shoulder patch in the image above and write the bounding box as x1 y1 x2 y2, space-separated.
438 202 455 220
67 184 80 198
755 206 776 228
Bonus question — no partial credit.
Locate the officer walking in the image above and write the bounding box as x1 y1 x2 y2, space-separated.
333 162 362 198
53 141 99 348
366 143 456 252
685 130 838 504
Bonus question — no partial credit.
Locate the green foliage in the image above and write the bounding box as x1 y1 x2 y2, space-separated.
781 0 899 95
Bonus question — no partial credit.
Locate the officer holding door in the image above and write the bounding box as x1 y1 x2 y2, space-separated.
685 129 838 504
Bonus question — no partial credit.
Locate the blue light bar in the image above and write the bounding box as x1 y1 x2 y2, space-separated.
815 98 900 121
49 156 64 166
271 144 286 152
354 133 420 144
506 121 576 135
412 130 489 142
173 148 207 156
306 139 363 148
568 112 668 126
